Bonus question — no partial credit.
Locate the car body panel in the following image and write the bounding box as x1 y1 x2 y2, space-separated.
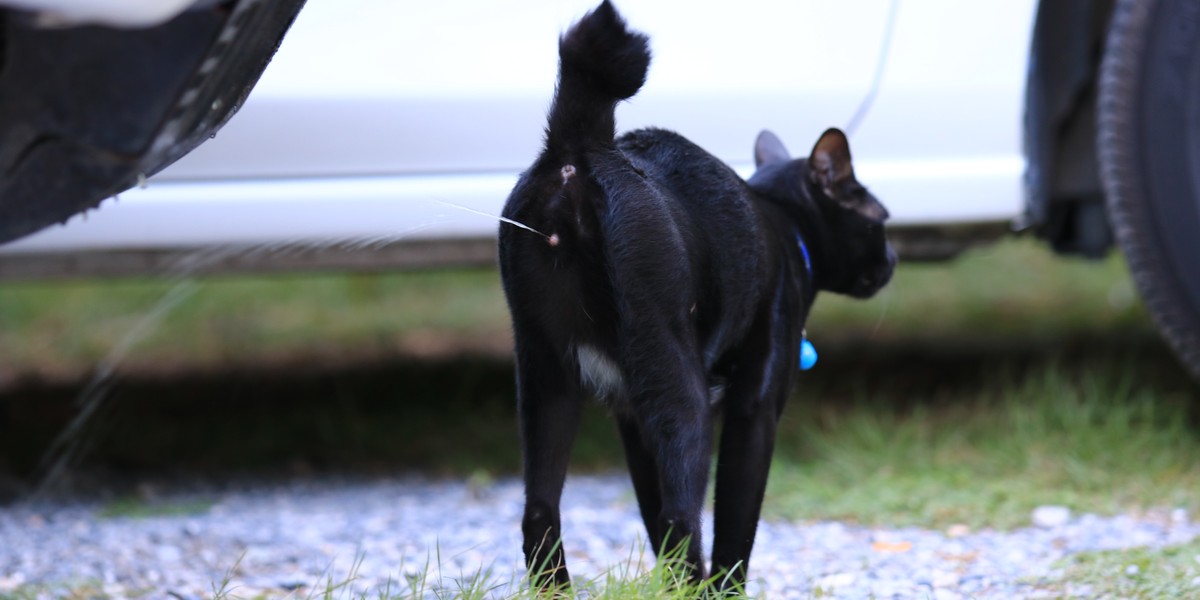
0 0 1038 271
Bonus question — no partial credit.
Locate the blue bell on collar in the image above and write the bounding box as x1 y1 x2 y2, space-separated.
800 337 818 371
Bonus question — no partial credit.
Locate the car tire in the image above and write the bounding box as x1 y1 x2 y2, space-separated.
0 0 305 245
1098 0 1200 379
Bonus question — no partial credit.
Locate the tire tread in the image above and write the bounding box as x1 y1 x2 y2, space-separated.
1098 0 1200 379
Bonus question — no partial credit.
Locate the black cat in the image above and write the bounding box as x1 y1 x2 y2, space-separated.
498 1 895 590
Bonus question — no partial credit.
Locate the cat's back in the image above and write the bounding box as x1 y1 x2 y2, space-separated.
616 128 743 200
616 127 762 252
616 127 770 339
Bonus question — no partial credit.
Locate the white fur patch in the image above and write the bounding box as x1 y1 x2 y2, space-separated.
577 344 624 398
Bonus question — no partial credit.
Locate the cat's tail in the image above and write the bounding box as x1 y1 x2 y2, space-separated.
545 1 650 154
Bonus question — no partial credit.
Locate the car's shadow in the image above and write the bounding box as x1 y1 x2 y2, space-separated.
0 331 1192 503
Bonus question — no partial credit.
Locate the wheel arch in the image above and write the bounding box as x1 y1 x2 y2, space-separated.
1021 0 1116 258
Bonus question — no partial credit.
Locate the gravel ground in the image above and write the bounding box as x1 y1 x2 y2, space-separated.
1 474 1198 599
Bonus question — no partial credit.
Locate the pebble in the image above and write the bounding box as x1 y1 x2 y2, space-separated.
946 523 971 538
0 474 1196 599
1031 505 1072 529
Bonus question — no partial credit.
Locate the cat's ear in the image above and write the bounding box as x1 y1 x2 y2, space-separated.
808 128 853 197
754 130 790 167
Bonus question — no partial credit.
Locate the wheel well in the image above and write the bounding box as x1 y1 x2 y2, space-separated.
1022 0 1116 258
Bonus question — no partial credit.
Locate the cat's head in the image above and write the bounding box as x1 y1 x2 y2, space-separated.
747 128 895 298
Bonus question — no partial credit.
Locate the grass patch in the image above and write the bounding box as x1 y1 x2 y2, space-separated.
0 581 118 600
0 269 512 379
1034 537 1200 598
768 359 1200 529
8 351 1195 531
204 545 745 600
97 494 214 519
0 239 1149 380
808 237 1148 342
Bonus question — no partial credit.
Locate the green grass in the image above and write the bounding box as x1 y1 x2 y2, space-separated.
808 237 1148 342
768 360 1200 529
0 269 513 379
204 544 746 600
0 238 1148 379
11 536 1200 600
97 494 215 519
1031 537 1200 598
0 581 138 600
197 538 1200 599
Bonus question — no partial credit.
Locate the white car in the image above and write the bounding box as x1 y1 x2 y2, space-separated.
0 0 1196 377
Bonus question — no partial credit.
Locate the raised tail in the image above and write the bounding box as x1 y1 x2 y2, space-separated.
546 1 650 154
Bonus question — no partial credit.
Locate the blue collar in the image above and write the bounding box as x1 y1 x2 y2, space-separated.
795 232 813 285
794 232 819 371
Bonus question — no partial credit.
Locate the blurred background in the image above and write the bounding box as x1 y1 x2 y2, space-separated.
0 0 1198 534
